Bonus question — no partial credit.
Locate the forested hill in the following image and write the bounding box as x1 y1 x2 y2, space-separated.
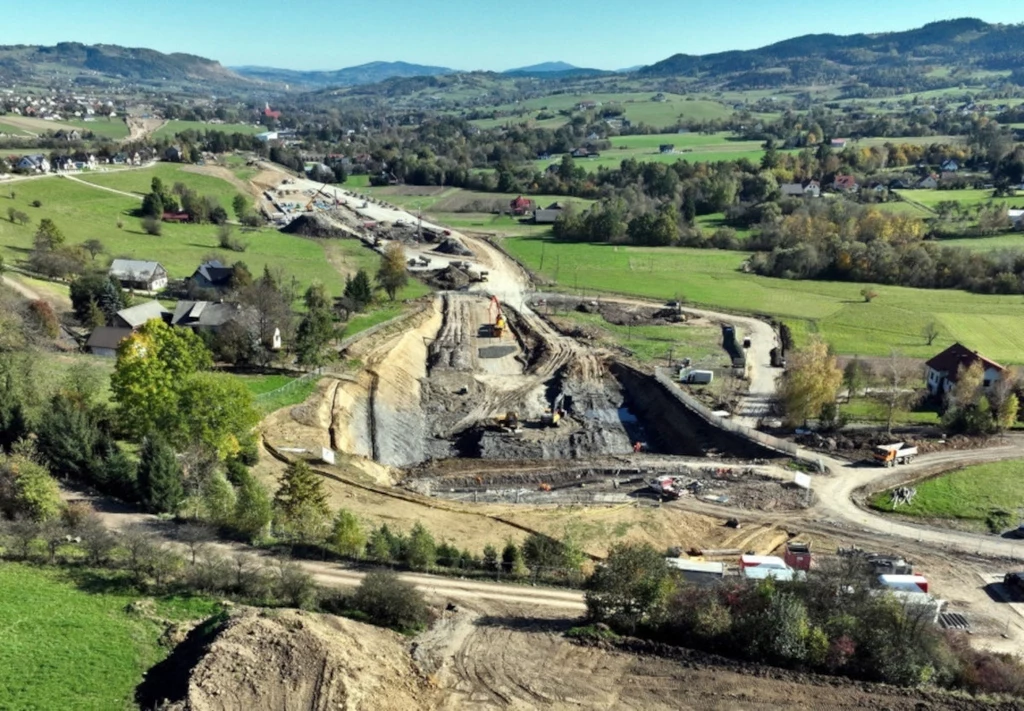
641 19 1024 90
0 42 249 87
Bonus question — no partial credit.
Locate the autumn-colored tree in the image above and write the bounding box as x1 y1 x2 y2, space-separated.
778 337 843 427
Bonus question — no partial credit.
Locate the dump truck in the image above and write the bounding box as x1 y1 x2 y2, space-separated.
873 442 918 467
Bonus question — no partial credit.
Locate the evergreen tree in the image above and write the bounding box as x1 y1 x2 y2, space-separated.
137 435 183 514
502 539 526 576
344 269 374 309
273 460 330 542
96 439 138 501
232 469 272 540
35 394 101 482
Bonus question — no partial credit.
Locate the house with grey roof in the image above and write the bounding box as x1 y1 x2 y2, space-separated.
108 259 168 291
85 326 132 357
188 260 234 292
113 300 170 330
171 300 282 351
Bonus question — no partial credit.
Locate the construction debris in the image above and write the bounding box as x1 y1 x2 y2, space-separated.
434 236 473 256
890 486 917 507
279 212 347 238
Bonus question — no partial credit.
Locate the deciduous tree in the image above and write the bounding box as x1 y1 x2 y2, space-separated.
868 351 921 434
778 337 843 427
376 243 408 301
585 542 675 633
329 508 365 558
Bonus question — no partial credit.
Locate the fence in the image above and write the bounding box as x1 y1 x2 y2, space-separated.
336 303 429 351
653 367 804 460
254 368 324 406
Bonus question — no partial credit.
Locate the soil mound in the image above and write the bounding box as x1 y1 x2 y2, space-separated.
430 265 471 290
434 236 472 256
165 608 431 711
279 213 345 238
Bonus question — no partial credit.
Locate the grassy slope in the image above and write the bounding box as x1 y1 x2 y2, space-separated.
0 170 432 302
153 120 264 138
504 236 1024 363
0 563 216 710
557 310 722 364
869 460 1024 522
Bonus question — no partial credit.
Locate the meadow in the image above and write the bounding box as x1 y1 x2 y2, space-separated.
504 236 1024 363
895 188 1009 208
554 309 723 365
869 460 1024 527
0 562 217 710
153 120 265 139
0 168 427 302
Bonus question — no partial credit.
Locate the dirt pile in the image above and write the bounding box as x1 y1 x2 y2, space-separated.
279 213 346 238
434 236 472 256
428 265 472 290
164 608 431 711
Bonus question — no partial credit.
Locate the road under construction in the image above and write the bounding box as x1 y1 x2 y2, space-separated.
248 173 1024 662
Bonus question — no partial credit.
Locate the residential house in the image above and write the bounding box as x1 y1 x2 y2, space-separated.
831 174 858 192
108 259 168 291
1009 209 1024 230
925 343 1005 397
571 147 591 158
888 178 911 190
576 101 597 111
941 159 959 173
85 326 132 357
916 175 939 190
780 183 806 197
54 129 81 141
164 145 183 162
262 103 282 120
534 202 564 224
113 300 171 330
830 138 848 149
255 131 278 143
804 180 821 197
658 144 675 154
16 154 50 173
188 260 235 292
171 300 282 351
509 195 534 216
162 212 190 223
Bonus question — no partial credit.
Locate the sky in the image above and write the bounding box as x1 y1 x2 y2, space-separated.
7 0 1023 71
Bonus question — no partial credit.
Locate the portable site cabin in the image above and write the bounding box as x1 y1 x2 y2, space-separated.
739 555 788 570
879 574 929 593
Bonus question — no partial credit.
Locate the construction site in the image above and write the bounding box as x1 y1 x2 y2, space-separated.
224 170 1024 709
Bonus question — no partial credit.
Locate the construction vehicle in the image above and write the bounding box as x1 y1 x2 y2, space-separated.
541 394 565 427
873 442 918 467
304 182 331 211
489 295 506 338
494 411 520 433
679 369 714 385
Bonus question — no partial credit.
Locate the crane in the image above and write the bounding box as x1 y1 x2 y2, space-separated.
489 295 506 338
305 182 331 211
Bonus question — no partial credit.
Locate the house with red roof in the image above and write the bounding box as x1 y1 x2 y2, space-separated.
509 195 534 215
262 102 281 120
925 342 1005 397
831 174 859 192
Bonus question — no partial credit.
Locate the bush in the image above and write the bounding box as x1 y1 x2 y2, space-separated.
30 200 42 208
351 570 429 632
142 216 162 236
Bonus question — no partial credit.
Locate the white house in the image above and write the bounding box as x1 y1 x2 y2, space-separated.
108 259 169 292
925 342 1005 397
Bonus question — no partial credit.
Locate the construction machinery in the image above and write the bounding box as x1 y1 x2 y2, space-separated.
873 442 918 467
489 295 506 338
494 411 520 433
541 394 566 428
304 182 332 211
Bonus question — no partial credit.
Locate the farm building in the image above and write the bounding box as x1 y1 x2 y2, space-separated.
925 343 1005 397
916 175 939 189
658 144 675 154
534 202 565 224
830 138 848 149
113 300 171 330
255 131 278 143
108 259 168 291
164 145 184 162
85 326 132 357
831 174 858 192
509 196 534 215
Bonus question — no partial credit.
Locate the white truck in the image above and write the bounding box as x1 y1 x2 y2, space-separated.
679 369 714 385
873 442 918 467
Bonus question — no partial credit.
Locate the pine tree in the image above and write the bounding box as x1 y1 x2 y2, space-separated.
345 269 373 309
97 440 138 502
232 470 272 540
273 461 329 542
137 435 183 514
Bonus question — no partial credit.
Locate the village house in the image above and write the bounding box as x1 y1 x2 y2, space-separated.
170 300 282 351
533 202 564 225
16 154 50 173
188 260 235 292
164 145 184 163
509 195 534 216
830 138 848 149
85 326 132 357
658 144 675 154
941 159 959 173
108 259 169 291
113 300 171 330
917 174 940 190
925 343 1005 397
831 174 858 192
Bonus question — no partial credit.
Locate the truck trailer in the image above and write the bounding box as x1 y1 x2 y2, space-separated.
873 443 918 467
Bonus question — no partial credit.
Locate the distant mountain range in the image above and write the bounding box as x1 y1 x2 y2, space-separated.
3 19 1023 97
639 18 1024 89
0 42 244 87
232 61 456 88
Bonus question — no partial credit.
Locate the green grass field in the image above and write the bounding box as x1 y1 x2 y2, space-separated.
66 118 130 140
0 171 426 302
77 163 245 208
555 310 723 364
870 460 1024 525
895 188 1006 208
938 233 1024 252
504 236 1024 363
0 562 217 710
0 121 34 137
840 397 940 425
153 120 264 139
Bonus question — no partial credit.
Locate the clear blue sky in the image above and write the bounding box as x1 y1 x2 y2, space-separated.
10 0 1023 71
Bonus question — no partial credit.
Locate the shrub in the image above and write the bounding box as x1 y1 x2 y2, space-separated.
351 570 429 632
30 200 42 208
141 216 162 236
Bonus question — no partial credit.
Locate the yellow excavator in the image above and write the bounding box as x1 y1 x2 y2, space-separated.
494 411 520 433
490 295 506 338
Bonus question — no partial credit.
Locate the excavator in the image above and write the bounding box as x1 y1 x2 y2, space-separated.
489 295 506 338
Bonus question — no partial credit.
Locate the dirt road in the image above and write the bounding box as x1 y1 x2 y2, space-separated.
1 274 42 301
62 173 142 200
